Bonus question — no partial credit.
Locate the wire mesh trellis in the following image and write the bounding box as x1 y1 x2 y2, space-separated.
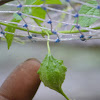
0 0 100 43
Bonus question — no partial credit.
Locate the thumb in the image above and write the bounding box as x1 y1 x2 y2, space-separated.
0 58 41 100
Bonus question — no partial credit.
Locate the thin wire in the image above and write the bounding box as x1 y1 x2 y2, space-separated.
0 19 100 33
1 10 100 30
0 0 100 42
0 31 98 42
5 0 97 10
68 1 82 34
17 0 30 36
4 3 100 18
1 9 100 19
0 20 50 30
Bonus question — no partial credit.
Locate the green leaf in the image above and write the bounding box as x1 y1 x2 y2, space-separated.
31 0 62 25
5 34 14 49
22 0 62 26
79 0 99 27
5 18 21 49
31 0 46 24
31 7 46 23
38 54 69 100
71 0 100 30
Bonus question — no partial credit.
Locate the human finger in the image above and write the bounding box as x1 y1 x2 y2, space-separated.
0 58 41 100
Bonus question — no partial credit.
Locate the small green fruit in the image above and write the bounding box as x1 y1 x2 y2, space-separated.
37 54 67 93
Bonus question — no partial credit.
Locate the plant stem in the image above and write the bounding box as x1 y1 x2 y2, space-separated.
59 88 70 100
47 36 51 55
45 31 51 55
59 29 88 33
59 26 100 34
0 22 52 35
0 21 100 35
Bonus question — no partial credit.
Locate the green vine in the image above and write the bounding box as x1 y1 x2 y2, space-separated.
45 31 51 55
0 21 100 35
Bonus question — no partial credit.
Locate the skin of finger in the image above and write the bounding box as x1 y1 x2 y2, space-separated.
0 58 41 100
0 95 8 100
0 0 13 6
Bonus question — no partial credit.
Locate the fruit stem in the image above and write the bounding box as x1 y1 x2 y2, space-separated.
59 88 70 100
45 31 51 55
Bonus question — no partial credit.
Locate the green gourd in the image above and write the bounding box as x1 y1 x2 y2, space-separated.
38 54 66 92
37 31 69 100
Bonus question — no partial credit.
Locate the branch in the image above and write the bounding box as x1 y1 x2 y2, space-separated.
0 21 52 35
0 21 100 35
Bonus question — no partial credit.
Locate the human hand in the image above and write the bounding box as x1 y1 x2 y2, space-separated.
0 58 41 100
0 0 13 5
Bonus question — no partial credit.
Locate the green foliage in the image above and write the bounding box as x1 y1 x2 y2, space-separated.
31 0 62 24
2 0 100 49
71 0 100 30
5 18 21 49
5 34 14 49
31 0 46 24
4 0 62 49
78 0 99 27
